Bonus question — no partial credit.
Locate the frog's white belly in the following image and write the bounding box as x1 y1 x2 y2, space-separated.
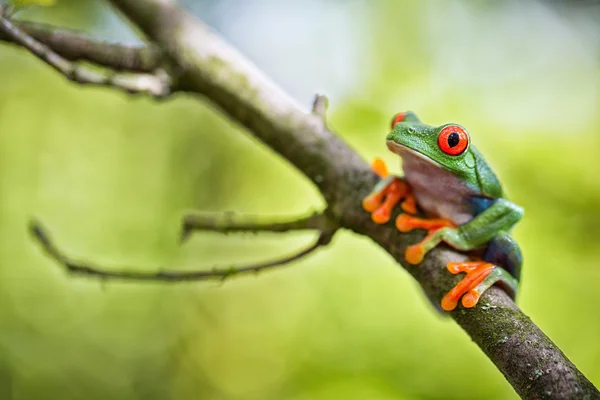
399 150 478 226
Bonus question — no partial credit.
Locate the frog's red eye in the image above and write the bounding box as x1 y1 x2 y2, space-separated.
390 112 407 129
438 125 469 156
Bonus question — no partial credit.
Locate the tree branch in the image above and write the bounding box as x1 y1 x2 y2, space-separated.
30 219 336 282
0 20 162 72
181 210 335 240
13 0 598 398
0 9 171 96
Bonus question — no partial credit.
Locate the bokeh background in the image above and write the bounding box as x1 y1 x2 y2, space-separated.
0 0 599 399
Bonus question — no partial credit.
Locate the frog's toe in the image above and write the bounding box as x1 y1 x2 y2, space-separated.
395 214 455 233
371 157 389 178
446 261 489 274
401 194 417 215
362 195 383 213
395 214 416 232
405 244 425 265
371 206 392 224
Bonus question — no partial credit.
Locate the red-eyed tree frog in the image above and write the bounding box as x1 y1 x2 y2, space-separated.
363 111 522 311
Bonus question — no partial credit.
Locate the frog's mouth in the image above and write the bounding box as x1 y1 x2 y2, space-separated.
386 140 441 167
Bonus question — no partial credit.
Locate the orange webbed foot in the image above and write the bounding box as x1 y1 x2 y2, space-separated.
362 158 410 224
441 262 494 311
441 262 519 311
397 216 456 264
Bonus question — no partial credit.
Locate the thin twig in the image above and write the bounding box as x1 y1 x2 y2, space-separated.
0 12 171 97
0 20 162 72
181 211 335 241
29 220 336 282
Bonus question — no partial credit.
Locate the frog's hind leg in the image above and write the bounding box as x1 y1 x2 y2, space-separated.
440 261 518 311
461 266 518 307
440 232 522 311
483 232 522 284
462 232 522 306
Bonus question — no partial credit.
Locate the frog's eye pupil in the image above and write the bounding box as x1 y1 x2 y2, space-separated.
447 132 460 147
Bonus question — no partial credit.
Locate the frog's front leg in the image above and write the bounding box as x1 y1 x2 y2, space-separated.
402 198 523 265
362 158 417 223
400 199 523 311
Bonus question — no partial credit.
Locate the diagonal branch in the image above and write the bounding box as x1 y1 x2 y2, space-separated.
0 9 171 97
30 219 337 282
100 1 599 398
0 20 162 72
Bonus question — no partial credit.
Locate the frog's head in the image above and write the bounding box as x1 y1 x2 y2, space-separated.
386 112 476 178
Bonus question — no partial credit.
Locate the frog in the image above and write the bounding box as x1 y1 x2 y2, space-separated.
362 111 522 311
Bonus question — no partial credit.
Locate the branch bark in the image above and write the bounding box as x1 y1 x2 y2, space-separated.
9 1 598 398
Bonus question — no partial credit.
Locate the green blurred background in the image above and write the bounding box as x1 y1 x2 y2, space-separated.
0 0 599 399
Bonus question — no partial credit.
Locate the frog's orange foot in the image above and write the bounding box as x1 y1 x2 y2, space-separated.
362 158 411 224
399 217 455 264
441 262 494 311
362 178 406 223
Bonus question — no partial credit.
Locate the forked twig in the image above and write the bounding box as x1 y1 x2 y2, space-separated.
0 9 171 97
30 214 337 282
